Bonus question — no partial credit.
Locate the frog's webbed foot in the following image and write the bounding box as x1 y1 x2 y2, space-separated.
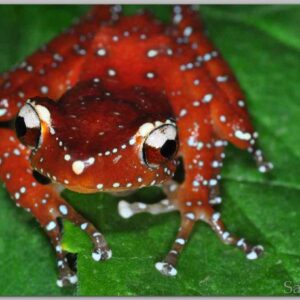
57 265 78 287
43 196 112 287
208 184 222 206
49 227 78 287
154 202 263 277
52 198 112 263
118 180 179 218
203 208 264 260
155 217 195 276
117 196 191 277
249 143 274 174
118 184 263 277
118 198 176 219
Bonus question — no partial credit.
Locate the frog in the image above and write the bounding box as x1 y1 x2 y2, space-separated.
0 5 273 286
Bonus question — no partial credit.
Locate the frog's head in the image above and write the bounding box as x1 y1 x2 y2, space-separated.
15 79 179 193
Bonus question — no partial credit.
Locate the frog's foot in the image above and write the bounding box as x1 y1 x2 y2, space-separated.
45 199 112 286
249 145 274 174
209 185 222 206
90 233 112 262
118 198 195 276
155 217 195 276
203 207 264 260
47 227 78 287
155 206 264 276
118 197 263 276
49 198 112 263
55 253 78 287
118 198 176 219
57 271 78 288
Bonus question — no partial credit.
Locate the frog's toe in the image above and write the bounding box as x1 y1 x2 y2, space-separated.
250 146 273 173
56 268 78 287
92 246 112 262
155 261 177 276
257 161 274 173
54 202 112 264
118 200 135 219
209 196 222 205
209 184 222 206
203 207 265 260
118 199 176 219
246 245 264 260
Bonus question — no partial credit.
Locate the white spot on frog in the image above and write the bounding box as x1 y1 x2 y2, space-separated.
138 122 155 137
0 108 7 116
234 130 251 141
46 221 56 231
72 160 85 175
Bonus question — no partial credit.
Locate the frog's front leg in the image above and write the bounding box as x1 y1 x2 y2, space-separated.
154 154 263 275
0 129 111 286
118 126 263 277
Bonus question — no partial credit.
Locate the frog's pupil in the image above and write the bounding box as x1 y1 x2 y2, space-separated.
160 140 177 159
15 116 27 138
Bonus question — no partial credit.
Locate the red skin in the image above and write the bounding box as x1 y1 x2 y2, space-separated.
0 5 272 284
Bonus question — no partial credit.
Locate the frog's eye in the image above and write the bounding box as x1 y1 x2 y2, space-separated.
142 124 179 169
15 103 41 148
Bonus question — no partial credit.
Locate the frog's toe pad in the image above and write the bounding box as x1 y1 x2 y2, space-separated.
246 245 264 260
118 200 134 219
56 273 78 287
92 247 112 262
258 162 274 173
155 262 177 276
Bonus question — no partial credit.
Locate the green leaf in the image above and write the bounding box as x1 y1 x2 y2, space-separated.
0 5 299 296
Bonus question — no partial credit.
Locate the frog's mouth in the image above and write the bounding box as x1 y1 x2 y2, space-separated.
57 183 140 195
64 184 136 195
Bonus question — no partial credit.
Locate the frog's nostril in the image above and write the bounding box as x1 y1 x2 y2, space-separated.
160 140 177 159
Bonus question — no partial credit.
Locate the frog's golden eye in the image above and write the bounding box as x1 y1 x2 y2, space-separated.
142 124 179 169
15 103 41 149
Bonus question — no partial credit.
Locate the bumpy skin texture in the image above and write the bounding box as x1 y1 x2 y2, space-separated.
0 5 273 285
